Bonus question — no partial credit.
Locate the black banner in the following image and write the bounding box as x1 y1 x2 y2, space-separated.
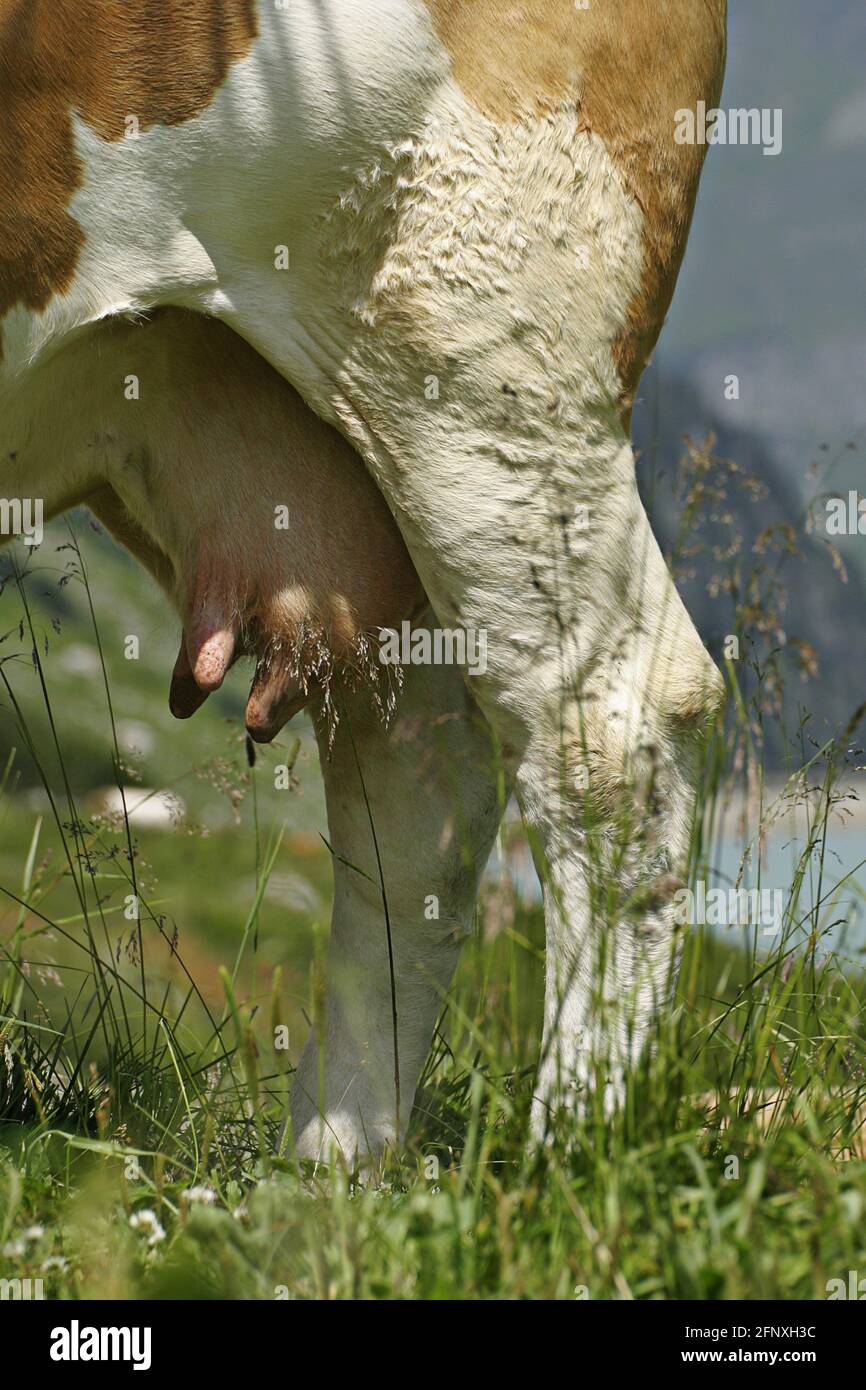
3 1297 859 1375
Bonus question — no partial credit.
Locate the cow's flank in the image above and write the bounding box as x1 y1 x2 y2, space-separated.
424 0 727 411
0 0 257 355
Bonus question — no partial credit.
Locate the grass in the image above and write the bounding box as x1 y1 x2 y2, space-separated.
1 501 865 1301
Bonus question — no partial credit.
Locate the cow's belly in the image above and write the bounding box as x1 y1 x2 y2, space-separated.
3 0 638 408
1 0 452 399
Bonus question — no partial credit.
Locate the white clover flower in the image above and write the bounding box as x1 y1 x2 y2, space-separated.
181 1185 217 1206
23 1225 45 1243
41 1255 69 1273
129 1209 166 1246
2 1239 25 1259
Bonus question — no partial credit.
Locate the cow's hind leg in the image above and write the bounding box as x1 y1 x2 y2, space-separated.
290 616 503 1164
358 439 722 1139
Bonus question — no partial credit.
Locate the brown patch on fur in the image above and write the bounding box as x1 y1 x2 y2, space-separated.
0 1 257 353
424 0 727 416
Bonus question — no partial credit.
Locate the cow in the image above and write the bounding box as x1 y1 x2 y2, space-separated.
0 0 728 1162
